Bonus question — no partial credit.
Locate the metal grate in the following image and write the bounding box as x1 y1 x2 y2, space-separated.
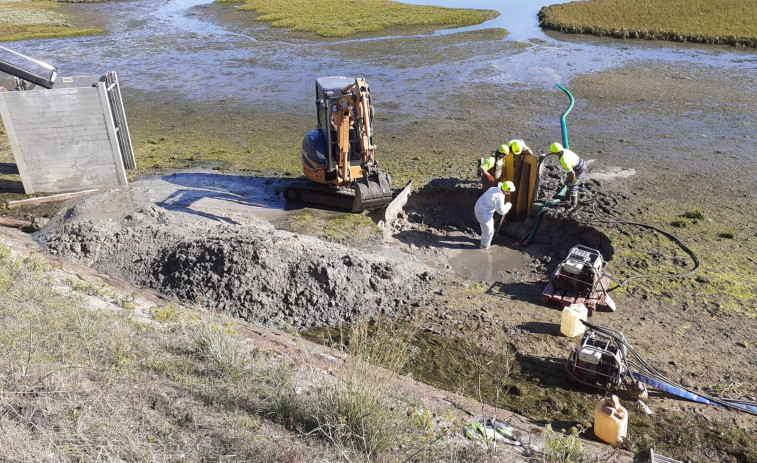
649 448 683 463
104 70 136 170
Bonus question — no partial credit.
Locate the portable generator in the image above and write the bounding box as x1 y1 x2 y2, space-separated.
566 326 628 391
553 245 605 294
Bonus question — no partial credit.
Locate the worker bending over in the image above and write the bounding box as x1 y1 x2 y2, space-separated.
474 181 516 250
506 138 533 157
478 144 508 191
546 142 585 207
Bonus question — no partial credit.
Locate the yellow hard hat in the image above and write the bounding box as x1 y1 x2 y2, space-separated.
501 180 516 192
496 144 509 155
509 140 523 155
550 142 564 153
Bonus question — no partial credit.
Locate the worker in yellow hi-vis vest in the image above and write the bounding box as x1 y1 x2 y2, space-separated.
506 138 533 157
477 144 508 191
545 142 586 207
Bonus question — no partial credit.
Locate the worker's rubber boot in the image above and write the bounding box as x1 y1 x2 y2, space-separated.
570 194 578 207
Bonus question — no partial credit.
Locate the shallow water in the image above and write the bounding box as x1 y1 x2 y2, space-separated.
6 0 755 109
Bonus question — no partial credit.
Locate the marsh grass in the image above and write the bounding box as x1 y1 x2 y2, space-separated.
282 210 382 245
605 174 757 317
220 0 496 38
0 0 102 41
538 0 757 47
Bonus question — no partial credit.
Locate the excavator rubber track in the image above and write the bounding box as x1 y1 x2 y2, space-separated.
284 172 392 212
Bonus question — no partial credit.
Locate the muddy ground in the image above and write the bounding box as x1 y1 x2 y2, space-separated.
0 34 755 463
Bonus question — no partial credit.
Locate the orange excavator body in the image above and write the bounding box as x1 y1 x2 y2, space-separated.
285 76 392 212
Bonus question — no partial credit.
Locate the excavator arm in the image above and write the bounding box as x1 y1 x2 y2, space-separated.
354 77 376 165
331 94 353 185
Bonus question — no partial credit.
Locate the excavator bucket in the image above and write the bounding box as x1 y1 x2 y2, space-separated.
353 171 392 212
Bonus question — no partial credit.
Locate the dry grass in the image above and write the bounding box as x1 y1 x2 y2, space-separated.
539 0 757 47
0 241 484 461
0 239 332 460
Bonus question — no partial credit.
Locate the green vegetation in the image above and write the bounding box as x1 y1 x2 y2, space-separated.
684 209 704 220
126 99 305 177
0 0 102 41
719 228 735 239
604 174 757 317
219 0 496 38
539 0 757 47
672 217 690 228
542 424 588 463
281 210 383 245
0 248 487 461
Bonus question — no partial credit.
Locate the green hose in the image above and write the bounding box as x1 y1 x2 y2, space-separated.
521 84 574 245
521 186 567 245
555 83 574 149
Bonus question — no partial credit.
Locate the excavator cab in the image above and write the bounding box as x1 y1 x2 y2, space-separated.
286 76 392 212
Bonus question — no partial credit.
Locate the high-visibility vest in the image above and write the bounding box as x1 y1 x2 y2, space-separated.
559 149 582 172
480 154 503 171
507 139 530 154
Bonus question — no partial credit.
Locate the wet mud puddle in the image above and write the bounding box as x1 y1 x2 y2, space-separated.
447 244 539 283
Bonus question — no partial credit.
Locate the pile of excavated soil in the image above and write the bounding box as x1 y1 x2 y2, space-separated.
37 191 436 329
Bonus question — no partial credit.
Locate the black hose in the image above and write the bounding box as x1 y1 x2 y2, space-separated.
587 196 700 287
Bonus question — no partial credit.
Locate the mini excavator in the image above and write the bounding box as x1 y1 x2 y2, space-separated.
284 76 393 212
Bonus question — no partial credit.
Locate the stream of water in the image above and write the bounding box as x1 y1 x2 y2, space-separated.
6 0 755 107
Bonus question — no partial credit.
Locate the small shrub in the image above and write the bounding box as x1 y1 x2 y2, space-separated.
673 217 690 228
542 424 588 463
463 282 490 293
152 305 179 322
719 229 735 239
189 321 250 379
684 209 704 220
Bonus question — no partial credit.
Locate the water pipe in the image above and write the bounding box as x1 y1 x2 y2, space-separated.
521 192 563 245
631 372 757 414
555 83 574 149
521 84 574 245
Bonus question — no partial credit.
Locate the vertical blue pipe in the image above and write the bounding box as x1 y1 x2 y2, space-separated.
555 83 574 149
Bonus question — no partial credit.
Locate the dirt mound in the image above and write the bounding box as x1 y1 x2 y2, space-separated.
37 194 436 329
